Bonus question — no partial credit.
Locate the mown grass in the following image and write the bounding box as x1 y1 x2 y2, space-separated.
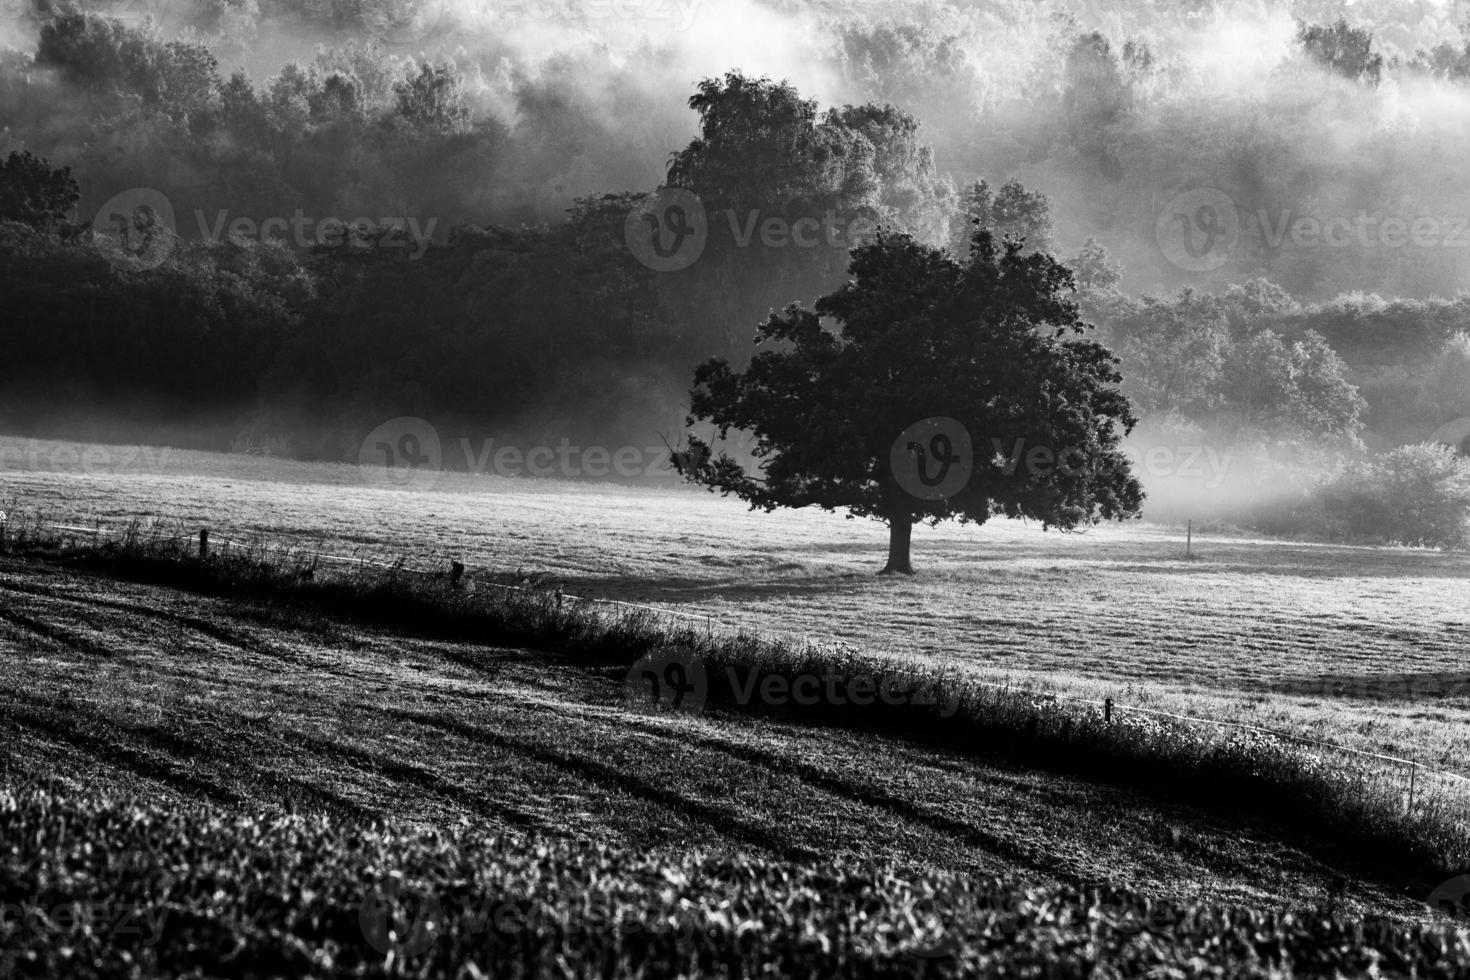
3 779 1469 980
4 516 1467 901
9 438 1470 783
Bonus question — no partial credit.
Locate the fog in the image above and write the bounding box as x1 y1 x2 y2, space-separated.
4 0 1470 525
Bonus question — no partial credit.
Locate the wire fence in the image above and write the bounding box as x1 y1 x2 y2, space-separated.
9 514 1470 809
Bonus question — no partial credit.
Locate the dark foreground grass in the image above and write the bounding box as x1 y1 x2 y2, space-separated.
3 780 1469 980
3 519 1468 902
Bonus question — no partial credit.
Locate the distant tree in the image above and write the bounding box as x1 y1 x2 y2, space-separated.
1298 19 1384 85
1408 40 1470 81
676 229 1143 574
1420 332 1470 421
1069 237 1122 293
393 62 470 132
1103 289 1230 416
37 13 220 119
1218 278 1300 330
315 39 401 110
1061 32 1132 172
837 22 978 164
1224 328 1365 441
948 178 1055 258
0 151 80 232
663 71 953 356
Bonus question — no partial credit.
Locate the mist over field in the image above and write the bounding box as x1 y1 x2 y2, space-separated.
3 0 1470 533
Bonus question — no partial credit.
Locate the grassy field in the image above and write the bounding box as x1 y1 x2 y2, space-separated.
2 550 1469 976
5 434 1470 972
3 433 1469 779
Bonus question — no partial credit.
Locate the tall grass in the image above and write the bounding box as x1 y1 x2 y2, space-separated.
7 780 1468 979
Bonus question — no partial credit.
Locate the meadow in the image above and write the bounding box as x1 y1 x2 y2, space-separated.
3 433 1469 778
5 434 1470 974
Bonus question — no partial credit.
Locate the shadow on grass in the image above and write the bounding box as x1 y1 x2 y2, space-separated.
2 525 1464 909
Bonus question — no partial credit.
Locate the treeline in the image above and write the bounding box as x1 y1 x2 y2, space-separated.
17 2 1470 305
4 7 1470 540
5 128 1465 464
0 46 956 458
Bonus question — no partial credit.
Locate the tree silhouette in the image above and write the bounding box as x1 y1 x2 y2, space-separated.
677 229 1144 574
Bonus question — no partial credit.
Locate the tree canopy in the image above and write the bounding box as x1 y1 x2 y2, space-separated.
677 229 1144 574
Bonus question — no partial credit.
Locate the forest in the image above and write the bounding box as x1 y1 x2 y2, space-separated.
3 0 1470 538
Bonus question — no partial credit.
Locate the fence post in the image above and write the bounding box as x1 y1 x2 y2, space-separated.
1104 698 1113 723
1186 521 1192 558
1408 765 1417 816
198 528 209 559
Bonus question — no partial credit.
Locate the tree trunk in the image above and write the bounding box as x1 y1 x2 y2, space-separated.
879 518 914 575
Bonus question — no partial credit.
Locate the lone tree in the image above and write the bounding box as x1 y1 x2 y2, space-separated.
674 229 1145 574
